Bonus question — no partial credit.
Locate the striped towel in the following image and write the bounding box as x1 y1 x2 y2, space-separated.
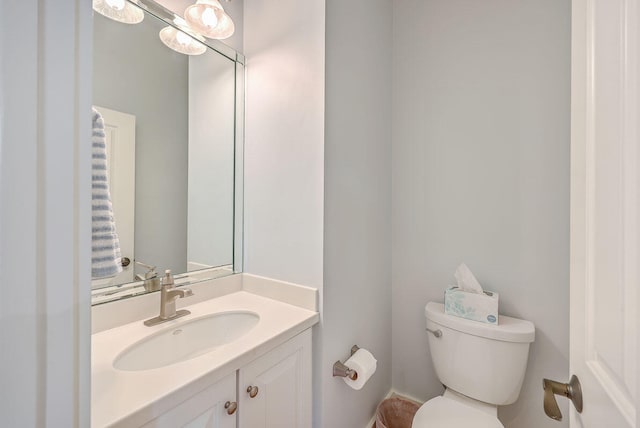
91 107 123 278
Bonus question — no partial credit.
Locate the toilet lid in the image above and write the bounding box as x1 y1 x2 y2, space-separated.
411 397 504 428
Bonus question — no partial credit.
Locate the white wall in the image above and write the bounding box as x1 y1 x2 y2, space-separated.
391 1 571 427
243 5 325 425
322 0 393 427
243 0 325 288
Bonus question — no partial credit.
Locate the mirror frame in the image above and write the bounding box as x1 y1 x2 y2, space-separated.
91 0 245 305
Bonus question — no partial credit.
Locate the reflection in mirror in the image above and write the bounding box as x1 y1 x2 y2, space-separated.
91 0 244 304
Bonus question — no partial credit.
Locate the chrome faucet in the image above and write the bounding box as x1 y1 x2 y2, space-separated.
144 270 194 327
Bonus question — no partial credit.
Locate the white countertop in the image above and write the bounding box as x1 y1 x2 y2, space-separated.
92 291 319 427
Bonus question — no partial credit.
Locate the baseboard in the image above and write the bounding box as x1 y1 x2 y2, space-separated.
388 389 424 405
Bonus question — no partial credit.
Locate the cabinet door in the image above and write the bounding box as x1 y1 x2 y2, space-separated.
141 372 237 428
238 330 312 428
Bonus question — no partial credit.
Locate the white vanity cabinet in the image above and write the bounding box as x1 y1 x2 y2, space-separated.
141 372 237 428
92 289 319 428
238 329 312 428
138 329 312 428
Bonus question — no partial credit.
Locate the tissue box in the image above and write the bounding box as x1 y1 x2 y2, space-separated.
444 286 499 325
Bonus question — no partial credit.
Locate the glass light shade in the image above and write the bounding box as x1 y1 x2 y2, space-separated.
159 26 207 56
202 11 235 39
93 0 144 24
184 0 234 39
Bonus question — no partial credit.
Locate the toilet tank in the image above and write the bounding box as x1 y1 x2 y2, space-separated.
425 302 535 406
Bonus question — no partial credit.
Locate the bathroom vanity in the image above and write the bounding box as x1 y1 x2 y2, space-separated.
92 275 318 427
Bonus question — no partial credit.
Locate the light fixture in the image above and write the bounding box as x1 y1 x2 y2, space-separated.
92 0 144 24
184 0 235 40
159 26 207 55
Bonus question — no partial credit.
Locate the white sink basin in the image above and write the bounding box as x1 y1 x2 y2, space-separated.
114 311 260 371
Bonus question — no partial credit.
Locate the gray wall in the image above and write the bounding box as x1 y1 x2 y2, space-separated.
322 0 393 426
391 1 571 427
93 12 188 274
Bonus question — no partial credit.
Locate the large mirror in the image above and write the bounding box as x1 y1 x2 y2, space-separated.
91 0 244 304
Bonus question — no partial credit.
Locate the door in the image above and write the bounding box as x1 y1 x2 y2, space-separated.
141 372 237 428
92 105 136 286
238 330 312 428
570 0 639 426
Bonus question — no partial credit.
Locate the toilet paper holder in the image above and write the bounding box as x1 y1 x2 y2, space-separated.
332 345 360 380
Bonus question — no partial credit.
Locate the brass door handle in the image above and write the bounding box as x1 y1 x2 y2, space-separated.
246 385 259 398
120 257 131 267
224 401 237 415
543 375 583 421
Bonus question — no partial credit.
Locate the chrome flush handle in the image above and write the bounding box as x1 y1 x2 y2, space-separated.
426 328 442 338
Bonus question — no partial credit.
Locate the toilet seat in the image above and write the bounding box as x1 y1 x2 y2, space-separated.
411 396 504 428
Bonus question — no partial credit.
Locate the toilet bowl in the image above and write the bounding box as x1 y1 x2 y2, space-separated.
412 302 535 427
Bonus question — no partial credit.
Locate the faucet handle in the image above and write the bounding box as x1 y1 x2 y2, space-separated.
135 260 158 279
161 269 174 287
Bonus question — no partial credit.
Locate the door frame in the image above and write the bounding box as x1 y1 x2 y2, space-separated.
0 1 92 426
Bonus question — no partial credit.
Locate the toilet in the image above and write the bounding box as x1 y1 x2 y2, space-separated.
412 302 535 428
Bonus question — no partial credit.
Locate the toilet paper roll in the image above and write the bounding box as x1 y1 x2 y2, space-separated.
342 348 377 390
